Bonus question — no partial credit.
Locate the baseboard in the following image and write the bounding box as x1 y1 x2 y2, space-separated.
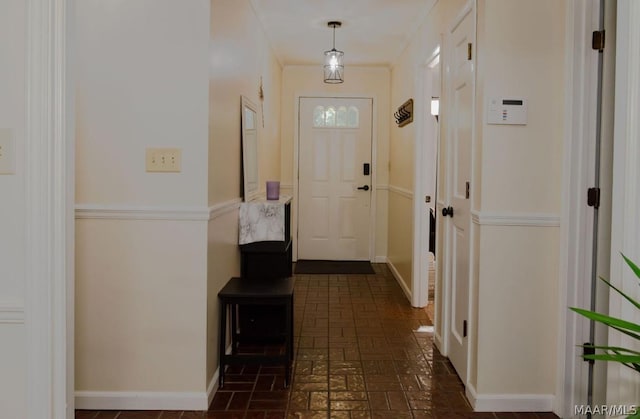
374 256 387 263
434 331 445 356
466 384 554 412
207 369 219 408
75 390 209 411
386 259 412 301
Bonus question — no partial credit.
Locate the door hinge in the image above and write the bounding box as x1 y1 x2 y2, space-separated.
465 181 470 199
583 342 595 364
463 320 468 338
587 187 600 208
592 30 605 52
467 43 473 60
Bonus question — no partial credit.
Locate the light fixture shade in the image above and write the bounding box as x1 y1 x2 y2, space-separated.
324 48 344 83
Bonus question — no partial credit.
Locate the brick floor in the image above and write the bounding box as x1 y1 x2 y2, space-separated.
76 264 558 419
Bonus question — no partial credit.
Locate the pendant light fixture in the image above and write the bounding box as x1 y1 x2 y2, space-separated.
324 21 344 84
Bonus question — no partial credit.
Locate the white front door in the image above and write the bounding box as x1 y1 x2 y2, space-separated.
298 97 373 260
445 5 474 384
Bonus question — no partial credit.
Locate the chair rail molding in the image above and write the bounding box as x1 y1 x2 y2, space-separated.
388 184 414 199
74 199 242 222
471 210 561 227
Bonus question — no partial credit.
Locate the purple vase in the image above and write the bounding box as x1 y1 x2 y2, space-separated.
266 181 280 200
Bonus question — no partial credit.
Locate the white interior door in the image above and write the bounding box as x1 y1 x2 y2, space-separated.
298 97 373 261
445 6 474 384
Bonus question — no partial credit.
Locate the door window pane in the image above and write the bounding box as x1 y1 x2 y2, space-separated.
313 106 325 127
347 106 359 127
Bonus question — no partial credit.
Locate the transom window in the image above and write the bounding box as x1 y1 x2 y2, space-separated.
313 105 359 128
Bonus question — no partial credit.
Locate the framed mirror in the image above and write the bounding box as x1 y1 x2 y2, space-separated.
241 95 260 202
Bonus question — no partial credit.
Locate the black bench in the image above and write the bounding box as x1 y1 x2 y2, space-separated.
217 276 294 387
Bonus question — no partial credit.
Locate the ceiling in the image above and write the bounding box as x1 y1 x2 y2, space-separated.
249 0 436 67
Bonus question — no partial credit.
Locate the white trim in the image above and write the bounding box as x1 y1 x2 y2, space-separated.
209 199 242 220
76 360 221 411
75 390 209 411
466 384 554 412
25 0 74 418
471 211 561 227
387 184 413 199
412 46 440 309
376 184 389 191
0 300 25 324
74 199 241 222
442 0 476 388
608 0 640 407
386 259 412 302
557 1 601 416
373 256 388 263
207 371 218 408
279 182 294 191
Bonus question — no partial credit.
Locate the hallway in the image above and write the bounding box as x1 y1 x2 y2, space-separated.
75 265 558 418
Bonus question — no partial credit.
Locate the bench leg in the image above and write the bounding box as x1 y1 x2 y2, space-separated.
284 298 293 387
218 299 227 388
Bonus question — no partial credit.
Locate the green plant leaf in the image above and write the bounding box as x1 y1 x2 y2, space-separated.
599 276 640 311
622 253 640 281
628 409 640 419
610 325 640 342
583 354 640 363
570 307 640 335
581 345 640 355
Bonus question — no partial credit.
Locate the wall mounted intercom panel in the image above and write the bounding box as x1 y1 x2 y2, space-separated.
487 98 527 125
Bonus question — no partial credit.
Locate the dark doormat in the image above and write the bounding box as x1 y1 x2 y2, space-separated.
294 260 375 275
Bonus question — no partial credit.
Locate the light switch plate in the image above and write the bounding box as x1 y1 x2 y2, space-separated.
0 129 15 174
146 147 182 172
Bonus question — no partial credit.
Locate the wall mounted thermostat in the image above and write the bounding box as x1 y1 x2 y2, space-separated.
487 98 527 125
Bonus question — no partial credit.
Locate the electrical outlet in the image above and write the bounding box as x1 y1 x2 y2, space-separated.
0 129 15 175
145 148 181 172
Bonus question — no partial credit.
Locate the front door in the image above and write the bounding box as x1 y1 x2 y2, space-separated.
298 97 373 260
445 5 474 384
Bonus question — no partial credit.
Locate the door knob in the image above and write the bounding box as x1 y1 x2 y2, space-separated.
357 185 370 191
442 206 454 217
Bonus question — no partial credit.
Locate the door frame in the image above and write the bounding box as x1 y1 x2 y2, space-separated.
440 0 477 384
411 46 441 308
25 0 75 417
293 94 377 262
556 0 604 416
608 0 640 405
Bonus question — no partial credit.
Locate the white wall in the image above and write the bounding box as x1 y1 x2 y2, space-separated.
75 0 212 406
391 0 565 409
75 219 208 392
470 0 564 403
75 0 210 207
75 0 282 407
208 0 282 204
280 65 390 261
206 0 282 387
389 0 465 301
0 0 27 416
